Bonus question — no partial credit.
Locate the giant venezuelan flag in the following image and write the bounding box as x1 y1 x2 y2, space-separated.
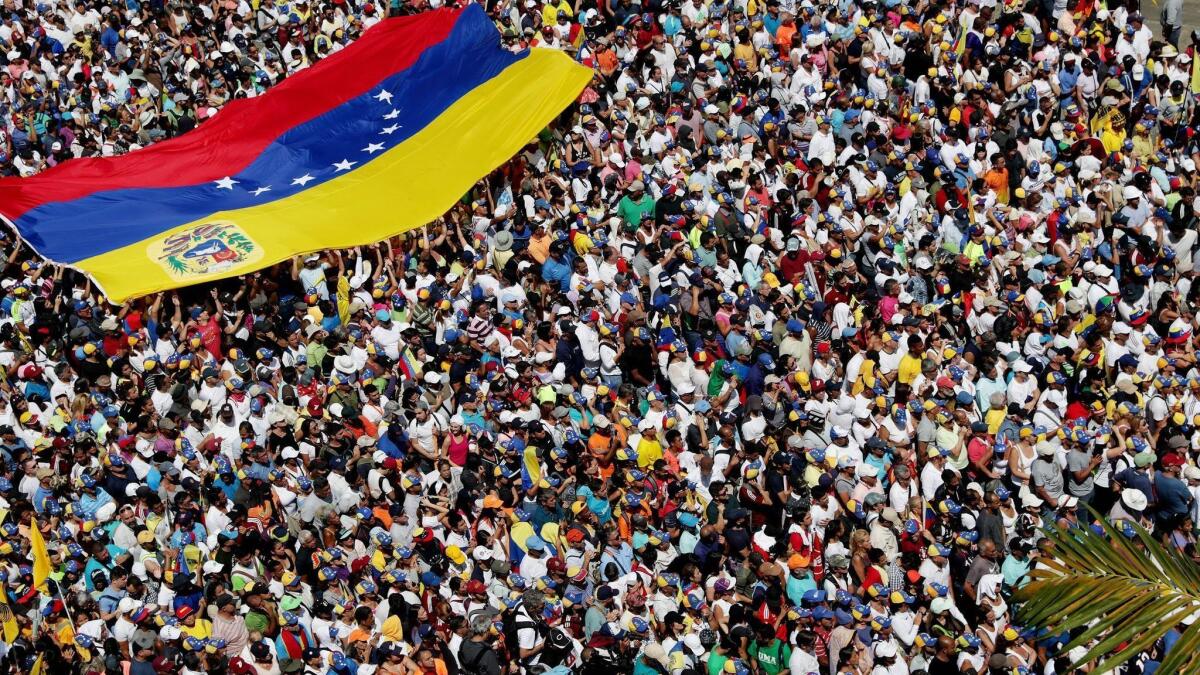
0 5 589 303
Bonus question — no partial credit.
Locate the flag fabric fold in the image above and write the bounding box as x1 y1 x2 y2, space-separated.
30 522 50 592
0 5 590 303
0 593 17 644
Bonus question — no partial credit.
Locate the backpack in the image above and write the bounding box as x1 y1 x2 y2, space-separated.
580 647 632 675
785 487 811 517
539 628 574 669
992 311 1017 343
501 605 545 663
459 641 495 675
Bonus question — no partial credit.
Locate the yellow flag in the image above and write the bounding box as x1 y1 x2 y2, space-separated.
522 445 542 487
30 523 51 592
0 595 18 644
57 620 76 647
30 654 45 675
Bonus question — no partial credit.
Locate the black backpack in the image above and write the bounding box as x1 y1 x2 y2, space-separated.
501 605 544 663
459 640 495 675
992 311 1017 343
579 647 632 675
539 628 574 669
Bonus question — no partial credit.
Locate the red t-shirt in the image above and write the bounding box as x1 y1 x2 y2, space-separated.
197 316 222 359
779 252 810 286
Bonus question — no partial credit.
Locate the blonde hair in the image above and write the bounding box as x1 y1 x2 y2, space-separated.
850 529 871 555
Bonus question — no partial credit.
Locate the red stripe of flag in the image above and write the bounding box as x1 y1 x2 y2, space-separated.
0 8 461 220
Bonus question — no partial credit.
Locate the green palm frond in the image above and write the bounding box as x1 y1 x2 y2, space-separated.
1015 512 1200 673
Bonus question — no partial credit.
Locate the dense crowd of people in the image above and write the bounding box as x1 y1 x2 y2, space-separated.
2 0 1200 672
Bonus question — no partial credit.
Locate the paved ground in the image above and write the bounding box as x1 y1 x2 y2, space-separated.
1182 3 1200 43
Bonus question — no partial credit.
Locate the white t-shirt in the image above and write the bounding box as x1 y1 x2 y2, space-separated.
515 605 544 664
371 322 402 360
298 263 330 299
407 416 441 455
790 648 821 675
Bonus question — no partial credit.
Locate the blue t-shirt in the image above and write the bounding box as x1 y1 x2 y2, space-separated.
84 557 114 592
763 13 781 36
542 256 572 292
1056 67 1079 102
98 587 128 615
786 573 818 607
1156 474 1192 516
100 27 121 56
1115 468 1155 507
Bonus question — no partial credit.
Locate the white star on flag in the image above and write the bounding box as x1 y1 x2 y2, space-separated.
292 174 315 186
375 89 393 104
215 176 238 190
383 109 401 120
380 125 401 135
333 159 357 171
363 142 385 154
251 186 272 196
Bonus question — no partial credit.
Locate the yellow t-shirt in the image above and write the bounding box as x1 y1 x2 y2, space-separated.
181 619 213 641
804 464 826 488
733 43 758 71
898 354 923 386
985 408 1005 434
852 359 877 395
542 0 572 26
963 240 986 265
636 437 664 468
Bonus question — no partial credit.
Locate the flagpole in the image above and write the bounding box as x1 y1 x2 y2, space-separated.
49 578 79 640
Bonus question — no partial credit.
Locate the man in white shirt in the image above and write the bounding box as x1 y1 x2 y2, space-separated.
807 118 836 166
370 310 402 360
513 591 548 668
788 632 822 675
406 402 442 461
576 311 601 368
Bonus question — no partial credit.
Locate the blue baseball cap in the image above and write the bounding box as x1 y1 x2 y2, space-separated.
802 589 827 604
